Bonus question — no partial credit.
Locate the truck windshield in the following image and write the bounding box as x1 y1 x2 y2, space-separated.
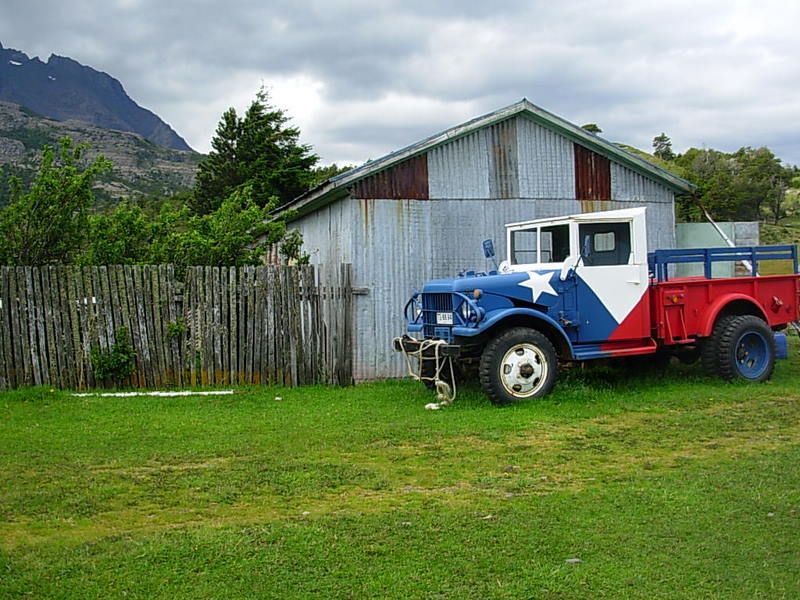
511 224 570 264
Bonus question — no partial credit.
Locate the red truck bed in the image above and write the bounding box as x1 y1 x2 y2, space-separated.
651 274 800 345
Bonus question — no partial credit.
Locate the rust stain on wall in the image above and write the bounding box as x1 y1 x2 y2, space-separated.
360 197 376 237
489 119 519 199
574 144 611 212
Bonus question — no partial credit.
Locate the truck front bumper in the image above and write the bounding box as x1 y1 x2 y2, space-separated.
392 335 461 357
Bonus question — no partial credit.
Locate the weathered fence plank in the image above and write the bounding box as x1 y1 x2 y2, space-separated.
0 265 354 390
254 266 265 385
261 266 272 385
0 268 11 388
245 266 256 384
227 267 236 386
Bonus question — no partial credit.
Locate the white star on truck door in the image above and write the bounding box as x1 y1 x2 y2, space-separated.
518 271 557 303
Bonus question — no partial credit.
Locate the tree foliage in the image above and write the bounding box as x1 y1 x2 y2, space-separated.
81 202 161 265
192 89 319 214
581 123 602 133
670 145 791 223
82 187 286 267
157 187 278 267
308 163 355 188
0 138 111 265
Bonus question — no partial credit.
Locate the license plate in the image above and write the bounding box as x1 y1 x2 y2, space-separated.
436 312 453 325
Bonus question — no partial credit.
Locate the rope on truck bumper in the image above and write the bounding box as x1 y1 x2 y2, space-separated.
393 335 459 409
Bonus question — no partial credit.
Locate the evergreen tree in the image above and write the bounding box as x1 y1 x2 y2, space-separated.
652 133 675 161
191 108 242 215
191 89 318 214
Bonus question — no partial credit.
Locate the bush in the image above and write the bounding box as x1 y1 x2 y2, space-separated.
90 327 137 383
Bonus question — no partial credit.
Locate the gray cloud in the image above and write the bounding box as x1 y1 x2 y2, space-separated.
1 0 798 166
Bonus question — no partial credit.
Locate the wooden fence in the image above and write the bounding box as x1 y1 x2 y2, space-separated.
0 264 353 390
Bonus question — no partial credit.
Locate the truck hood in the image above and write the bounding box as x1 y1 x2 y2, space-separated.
422 269 563 308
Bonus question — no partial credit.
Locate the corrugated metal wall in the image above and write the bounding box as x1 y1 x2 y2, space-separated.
488 119 519 198
517 117 575 199
610 163 676 250
292 115 680 380
427 128 491 198
290 201 354 265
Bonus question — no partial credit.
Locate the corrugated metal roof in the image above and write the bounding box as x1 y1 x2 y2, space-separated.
278 99 695 218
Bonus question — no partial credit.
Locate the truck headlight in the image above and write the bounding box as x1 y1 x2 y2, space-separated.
412 297 422 321
460 301 475 323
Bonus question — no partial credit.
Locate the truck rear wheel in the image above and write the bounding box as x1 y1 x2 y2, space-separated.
479 327 557 405
716 315 775 382
700 315 737 375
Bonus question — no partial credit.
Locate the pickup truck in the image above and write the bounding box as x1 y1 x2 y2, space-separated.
394 207 799 405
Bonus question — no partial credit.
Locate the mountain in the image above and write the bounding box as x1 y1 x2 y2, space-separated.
0 101 200 207
0 41 192 152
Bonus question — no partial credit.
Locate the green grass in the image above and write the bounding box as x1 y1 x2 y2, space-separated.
1 344 800 599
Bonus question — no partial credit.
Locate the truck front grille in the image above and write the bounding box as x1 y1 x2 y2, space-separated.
422 293 453 341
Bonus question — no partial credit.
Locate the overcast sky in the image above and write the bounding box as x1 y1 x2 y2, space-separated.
2 0 798 167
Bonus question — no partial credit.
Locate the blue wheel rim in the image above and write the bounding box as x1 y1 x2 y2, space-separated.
734 330 769 379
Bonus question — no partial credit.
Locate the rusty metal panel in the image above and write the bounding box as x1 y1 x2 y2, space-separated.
488 119 519 199
352 154 428 199
517 117 575 199
427 129 491 199
574 144 611 212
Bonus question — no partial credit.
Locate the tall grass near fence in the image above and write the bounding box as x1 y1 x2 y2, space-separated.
0 264 353 390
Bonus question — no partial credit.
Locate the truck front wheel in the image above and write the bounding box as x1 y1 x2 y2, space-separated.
716 315 775 382
479 327 558 405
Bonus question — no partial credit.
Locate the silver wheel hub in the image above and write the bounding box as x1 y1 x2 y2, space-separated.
499 343 547 397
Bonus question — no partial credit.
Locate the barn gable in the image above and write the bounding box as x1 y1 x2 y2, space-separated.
280 99 692 217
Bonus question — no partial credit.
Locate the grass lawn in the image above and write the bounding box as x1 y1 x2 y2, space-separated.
1 342 799 599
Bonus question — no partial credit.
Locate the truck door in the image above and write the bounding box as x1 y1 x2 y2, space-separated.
574 220 650 343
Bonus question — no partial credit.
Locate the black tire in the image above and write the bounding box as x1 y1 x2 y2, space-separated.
716 315 775 382
676 346 700 365
700 315 738 376
479 327 558 405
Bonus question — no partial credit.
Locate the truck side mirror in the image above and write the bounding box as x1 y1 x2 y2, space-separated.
482 239 495 259
582 234 592 259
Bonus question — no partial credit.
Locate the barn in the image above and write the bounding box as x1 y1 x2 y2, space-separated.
277 99 694 380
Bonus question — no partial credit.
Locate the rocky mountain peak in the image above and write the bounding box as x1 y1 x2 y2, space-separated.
0 43 193 152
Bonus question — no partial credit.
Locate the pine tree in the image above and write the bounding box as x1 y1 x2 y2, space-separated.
652 133 675 161
191 90 318 214
192 108 243 215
